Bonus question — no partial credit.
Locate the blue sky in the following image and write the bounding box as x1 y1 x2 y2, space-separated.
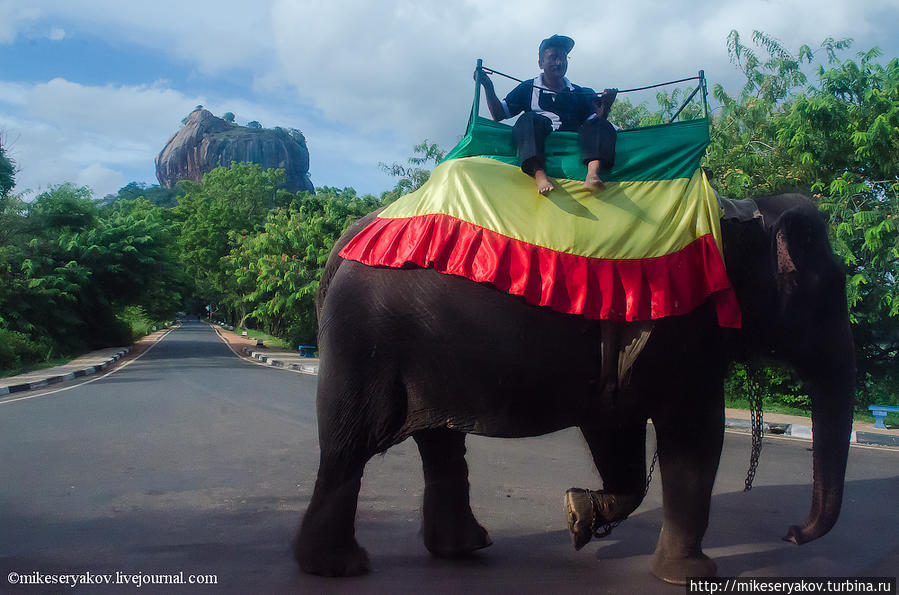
1 0 898 200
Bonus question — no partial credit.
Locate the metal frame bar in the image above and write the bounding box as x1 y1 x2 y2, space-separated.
472 61 709 125
668 71 708 123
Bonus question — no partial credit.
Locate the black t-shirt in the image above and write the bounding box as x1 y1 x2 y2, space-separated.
502 75 597 132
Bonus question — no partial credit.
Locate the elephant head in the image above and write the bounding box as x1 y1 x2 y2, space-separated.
720 193 855 545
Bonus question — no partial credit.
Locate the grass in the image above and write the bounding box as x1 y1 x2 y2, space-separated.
229 326 293 350
725 396 899 427
0 355 75 379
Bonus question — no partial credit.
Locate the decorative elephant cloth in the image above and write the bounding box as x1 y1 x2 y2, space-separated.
340 118 741 328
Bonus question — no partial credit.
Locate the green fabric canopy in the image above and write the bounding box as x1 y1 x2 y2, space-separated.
443 115 710 182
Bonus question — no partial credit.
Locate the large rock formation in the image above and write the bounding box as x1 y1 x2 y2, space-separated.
155 108 314 193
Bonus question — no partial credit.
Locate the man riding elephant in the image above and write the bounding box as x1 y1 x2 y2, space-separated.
477 34 618 194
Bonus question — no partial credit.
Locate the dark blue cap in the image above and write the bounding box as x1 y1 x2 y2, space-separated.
539 34 575 57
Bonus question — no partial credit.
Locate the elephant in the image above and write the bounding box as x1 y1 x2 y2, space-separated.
293 192 855 583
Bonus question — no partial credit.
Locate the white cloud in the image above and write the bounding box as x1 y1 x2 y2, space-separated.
1 78 206 197
2 0 898 198
46 26 64 41
0 2 40 43
0 81 29 106
75 162 125 195
265 0 899 155
8 0 278 74
22 78 201 141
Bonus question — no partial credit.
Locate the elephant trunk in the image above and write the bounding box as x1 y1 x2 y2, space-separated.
783 322 856 545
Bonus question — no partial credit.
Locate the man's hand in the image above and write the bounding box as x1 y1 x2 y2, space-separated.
593 88 618 120
475 68 506 122
474 68 494 91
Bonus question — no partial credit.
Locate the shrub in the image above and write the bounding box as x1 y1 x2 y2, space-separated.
0 328 51 374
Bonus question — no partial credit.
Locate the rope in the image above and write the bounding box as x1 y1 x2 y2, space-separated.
480 66 701 95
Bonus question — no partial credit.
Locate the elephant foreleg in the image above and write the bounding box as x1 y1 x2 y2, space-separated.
413 428 492 557
649 387 724 584
566 419 648 549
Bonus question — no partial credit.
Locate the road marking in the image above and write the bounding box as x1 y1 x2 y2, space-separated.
208 323 316 376
0 326 178 406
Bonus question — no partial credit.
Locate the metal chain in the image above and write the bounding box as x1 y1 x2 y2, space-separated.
744 369 765 491
590 374 764 542
593 448 659 538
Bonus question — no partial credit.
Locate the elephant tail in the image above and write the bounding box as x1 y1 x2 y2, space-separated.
316 207 386 321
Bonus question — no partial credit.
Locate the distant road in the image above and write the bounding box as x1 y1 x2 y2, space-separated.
0 321 896 593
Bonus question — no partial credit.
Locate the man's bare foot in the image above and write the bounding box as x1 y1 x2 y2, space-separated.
535 170 555 195
584 173 606 191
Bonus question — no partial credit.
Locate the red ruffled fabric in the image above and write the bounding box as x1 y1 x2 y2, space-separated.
339 213 741 328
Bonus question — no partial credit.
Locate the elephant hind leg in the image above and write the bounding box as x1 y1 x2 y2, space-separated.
295 362 406 576
413 428 492 557
293 465 370 577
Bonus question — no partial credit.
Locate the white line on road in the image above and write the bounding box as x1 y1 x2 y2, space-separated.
0 326 179 406
208 323 315 376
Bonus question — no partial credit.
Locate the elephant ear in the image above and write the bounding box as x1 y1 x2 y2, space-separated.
770 206 844 318
775 226 799 294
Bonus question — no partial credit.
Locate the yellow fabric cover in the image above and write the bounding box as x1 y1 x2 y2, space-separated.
380 157 724 260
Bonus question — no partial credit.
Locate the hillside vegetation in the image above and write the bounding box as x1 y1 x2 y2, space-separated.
2 31 897 415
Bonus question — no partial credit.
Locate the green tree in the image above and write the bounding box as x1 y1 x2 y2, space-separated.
609 98 652 129
705 30 899 409
0 138 15 197
173 163 290 322
103 181 178 208
379 140 445 203
226 187 380 344
0 184 183 366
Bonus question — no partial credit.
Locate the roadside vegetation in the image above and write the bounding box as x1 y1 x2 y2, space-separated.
1 31 897 421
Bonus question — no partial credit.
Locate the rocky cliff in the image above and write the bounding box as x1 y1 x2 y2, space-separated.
155 108 314 193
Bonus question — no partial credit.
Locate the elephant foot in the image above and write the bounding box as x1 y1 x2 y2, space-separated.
424 514 493 558
293 537 371 577
564 488 643 550
651 551 717 585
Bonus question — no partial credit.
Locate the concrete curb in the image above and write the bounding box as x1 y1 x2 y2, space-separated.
724 417 895 447
0 348 131 396
240 347 319 375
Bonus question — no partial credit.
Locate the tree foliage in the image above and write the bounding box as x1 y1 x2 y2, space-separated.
705 30 899 408
4 30 898 415
170 162 380 345
226 187 379 343
378 140 445 203
173 162 291 316
103 181 178 208
0 138 15 197
0 184 182 372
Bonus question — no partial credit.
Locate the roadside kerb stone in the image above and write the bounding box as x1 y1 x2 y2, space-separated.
0 348 130 395
240 347 319 375
854 432 899 447
724 418 894 447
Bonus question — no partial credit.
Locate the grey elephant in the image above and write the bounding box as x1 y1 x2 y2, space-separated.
293 192 854 583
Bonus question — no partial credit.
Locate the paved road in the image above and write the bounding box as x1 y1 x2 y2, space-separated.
0 321 897 593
